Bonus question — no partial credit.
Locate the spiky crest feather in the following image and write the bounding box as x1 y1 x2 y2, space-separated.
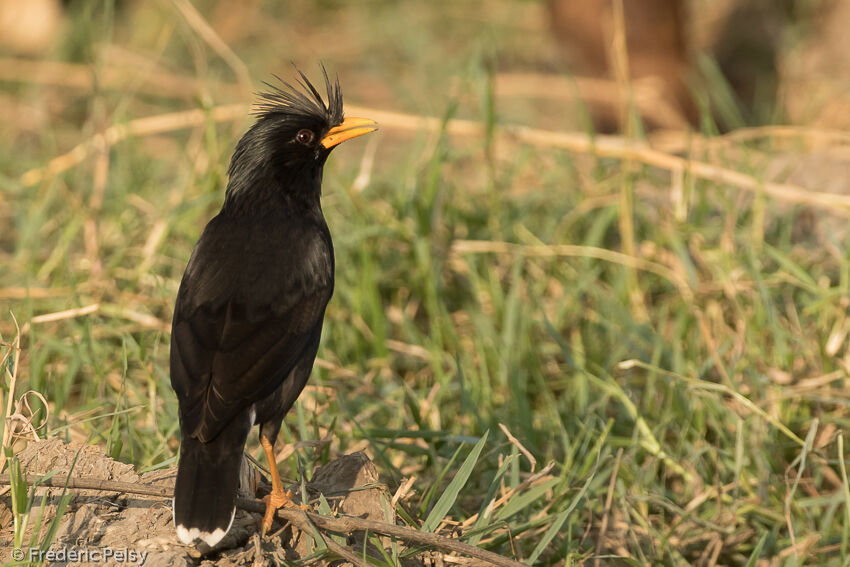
254 65 343 127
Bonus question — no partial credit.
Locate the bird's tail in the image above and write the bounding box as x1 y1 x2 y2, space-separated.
173 423 249 547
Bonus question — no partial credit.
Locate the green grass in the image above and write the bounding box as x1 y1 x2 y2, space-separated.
6 452 74 565
2 1 850 565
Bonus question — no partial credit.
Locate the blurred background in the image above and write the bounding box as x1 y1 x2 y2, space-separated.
4 0 850 131
3 0 850 564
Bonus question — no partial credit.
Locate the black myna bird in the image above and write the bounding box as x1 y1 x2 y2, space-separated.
170 68 376 547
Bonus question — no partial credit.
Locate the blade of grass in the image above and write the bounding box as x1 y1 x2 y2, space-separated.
422 430 489 532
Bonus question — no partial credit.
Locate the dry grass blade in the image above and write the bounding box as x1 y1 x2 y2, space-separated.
0 313 22 473
610 0 632 134
273 429 333 463
98 304 170 332
5 390 50 443
594 448 623 566
171 0 252 96
386 338 432 360
392 476 416 508
313 357 359 379
20 104 249 187
20 304 100 334
498 423 536 472
16 303 168 334
344 104 850 213
0 287 71 299
719 125 850 146
510 127 850 212
0 56 234 99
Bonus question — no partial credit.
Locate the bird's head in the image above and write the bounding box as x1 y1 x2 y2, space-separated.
224 67 376 207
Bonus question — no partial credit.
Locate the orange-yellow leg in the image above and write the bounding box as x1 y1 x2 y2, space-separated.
260 434 293 536
259 435 309 534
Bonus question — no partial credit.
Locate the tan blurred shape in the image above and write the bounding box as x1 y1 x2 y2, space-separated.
547 0 695 131
0 0 63 55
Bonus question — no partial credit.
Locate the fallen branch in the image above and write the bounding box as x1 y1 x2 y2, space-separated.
0 473 172 497
0 473 527 567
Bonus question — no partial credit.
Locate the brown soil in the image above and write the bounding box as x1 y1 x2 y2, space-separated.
0 439 411 566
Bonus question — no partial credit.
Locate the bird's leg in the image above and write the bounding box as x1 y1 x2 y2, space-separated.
260 434 296 536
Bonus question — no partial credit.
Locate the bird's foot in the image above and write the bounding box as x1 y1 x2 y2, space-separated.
260 489 309 536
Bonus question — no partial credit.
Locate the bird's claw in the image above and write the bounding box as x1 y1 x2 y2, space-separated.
260 489 308 536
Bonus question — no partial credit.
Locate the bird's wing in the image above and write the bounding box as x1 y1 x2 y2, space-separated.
170 217 332 443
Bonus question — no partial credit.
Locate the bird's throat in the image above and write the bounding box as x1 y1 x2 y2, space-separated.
222 162 324 217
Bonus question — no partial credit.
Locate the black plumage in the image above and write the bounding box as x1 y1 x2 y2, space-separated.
170 68 376 547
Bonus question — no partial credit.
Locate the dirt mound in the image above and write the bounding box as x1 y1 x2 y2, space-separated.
0 439 402 566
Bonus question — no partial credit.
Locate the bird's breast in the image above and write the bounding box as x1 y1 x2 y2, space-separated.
179 212 333 318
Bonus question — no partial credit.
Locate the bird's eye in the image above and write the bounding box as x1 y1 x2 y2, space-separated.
295 129 314 145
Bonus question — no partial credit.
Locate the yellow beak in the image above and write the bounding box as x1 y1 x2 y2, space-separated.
321 117 378 149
